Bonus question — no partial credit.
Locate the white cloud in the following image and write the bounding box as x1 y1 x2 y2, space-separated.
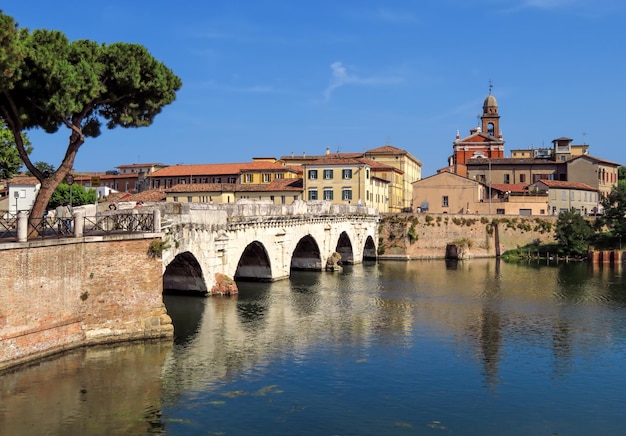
323 62 403 101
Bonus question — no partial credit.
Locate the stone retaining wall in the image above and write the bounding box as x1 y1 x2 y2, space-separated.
378 213 558 259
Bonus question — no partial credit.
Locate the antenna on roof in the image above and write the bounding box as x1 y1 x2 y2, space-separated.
582 131 588 145
488 79 493 94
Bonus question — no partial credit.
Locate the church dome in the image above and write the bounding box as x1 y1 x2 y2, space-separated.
483 93 498 110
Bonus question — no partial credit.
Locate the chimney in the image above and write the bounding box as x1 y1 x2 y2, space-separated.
326 147 330 155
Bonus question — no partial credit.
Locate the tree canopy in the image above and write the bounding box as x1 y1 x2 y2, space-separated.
0 118 31 179
48 182 96 210
598 183 626 241
554 209 593 256
0 11 181 228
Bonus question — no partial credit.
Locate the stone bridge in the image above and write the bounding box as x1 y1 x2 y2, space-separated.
159 201 380 294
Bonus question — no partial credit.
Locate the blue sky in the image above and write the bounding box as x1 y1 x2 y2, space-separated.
3 0 625 177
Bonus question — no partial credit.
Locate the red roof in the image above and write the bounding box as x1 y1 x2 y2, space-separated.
532 180 596 191
490 183 528 193
165 178 303 194
151 162 297 177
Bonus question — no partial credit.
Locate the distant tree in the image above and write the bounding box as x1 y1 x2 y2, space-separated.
48 182 96 210
0 119 31 179
598 183 626 242
26 161 56 177
554 209 593 256
0 12 181 232
618 166 626 180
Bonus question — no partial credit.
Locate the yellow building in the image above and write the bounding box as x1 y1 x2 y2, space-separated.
301 156 389 212
364 145 423 212
165 178 303 205
149 160 299 190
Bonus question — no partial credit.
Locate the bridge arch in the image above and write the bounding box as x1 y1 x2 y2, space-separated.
235 240 272 281
160 202 380 292
163 251 207 295
336 231 354 264
291 235 322 271
363 235 377 260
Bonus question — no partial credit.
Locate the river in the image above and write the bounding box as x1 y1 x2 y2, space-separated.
1 259 626 435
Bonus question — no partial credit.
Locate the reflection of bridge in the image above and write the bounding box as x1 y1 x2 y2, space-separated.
160 201 379 294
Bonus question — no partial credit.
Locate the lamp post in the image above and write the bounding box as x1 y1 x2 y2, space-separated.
66 174 74 208
487 158 492 215
14 190 19 214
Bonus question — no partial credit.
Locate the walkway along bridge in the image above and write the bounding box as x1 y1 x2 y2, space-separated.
160 201 380 294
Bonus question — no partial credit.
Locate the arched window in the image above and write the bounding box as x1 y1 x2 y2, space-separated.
487 122 495 136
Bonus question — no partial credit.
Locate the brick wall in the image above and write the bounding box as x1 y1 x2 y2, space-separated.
0 236 172 371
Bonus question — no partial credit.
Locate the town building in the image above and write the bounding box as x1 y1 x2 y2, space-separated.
148 159 300 190
281 144 422 213
164 178 303 205
4 176 40 214
435 87 622 215
529 179 599 216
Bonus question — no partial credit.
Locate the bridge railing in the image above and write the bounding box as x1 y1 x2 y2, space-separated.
0 210 158 243
83 213 155 235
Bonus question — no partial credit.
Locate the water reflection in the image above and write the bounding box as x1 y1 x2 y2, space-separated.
0 341 171 435
2 259 626 434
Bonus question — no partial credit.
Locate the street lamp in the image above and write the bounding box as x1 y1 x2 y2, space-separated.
14 190 19 214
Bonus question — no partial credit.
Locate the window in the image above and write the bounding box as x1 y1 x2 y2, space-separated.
187 196 192 202
342 169 352 179
562 191 567 201
281 195 286 204
263 173 271 183
166 178 173 188
275 173 283 179
228 176 237 183
442 196 449 207
173 196 178 202
366 169 370 179
323 188 333 200
324 169 334 179
270 195 275 202
519 174 526 183
179 178 186 184
308 189 318 200
503 174 510 184
212 177 221 183
308 170 318 180
244 174 252 183
342 188 352 201
570 191 575 200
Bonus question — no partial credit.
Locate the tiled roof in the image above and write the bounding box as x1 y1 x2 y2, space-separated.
568 154 622 167
7 176 40 185
150 161 297 177
166 183 238 193
466 157 560 165
365 145 404 154
280 152 364 161
490 183 529 193
304 156 369 166
165 178 303 194
124 189 167 202
532 180 597 191
116 163 164 169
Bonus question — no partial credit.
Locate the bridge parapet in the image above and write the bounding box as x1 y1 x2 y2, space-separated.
159 200 378 229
